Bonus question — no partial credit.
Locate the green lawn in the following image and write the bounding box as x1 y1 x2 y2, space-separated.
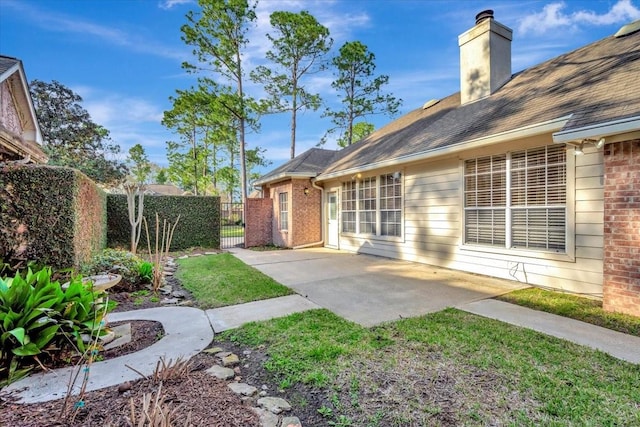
221 309 640 426
221 225 244 238
175 254 292 308
496 287 640 337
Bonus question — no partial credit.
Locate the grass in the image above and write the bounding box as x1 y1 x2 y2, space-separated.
221 225 244 238
496 287 640 337
175 253 292 308
221 309 640 426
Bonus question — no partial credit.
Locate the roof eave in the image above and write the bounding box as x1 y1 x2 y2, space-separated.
252 171 317 187
316 115 572 182
552 115 640 144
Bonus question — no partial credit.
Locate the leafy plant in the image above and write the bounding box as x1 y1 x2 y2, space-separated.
82 249 145 292
138 261 153 283
0 267 111 386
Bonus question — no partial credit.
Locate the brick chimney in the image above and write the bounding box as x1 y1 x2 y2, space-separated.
458 10 513 104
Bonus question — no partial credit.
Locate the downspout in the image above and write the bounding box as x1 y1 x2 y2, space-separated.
293 178 325 249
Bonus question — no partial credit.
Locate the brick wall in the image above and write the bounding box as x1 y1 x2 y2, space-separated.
291 179 322 247
244 198 272 248
603 139 640 316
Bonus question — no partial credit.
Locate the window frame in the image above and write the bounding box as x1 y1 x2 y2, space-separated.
460 144 575 262
340 171 404 241
278 192 289 231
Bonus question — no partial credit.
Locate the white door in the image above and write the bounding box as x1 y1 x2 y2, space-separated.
327 191 339 248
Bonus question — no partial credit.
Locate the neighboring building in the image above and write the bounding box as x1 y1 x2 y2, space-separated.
144 184 185 196
253 12 640 316
0 55 47 164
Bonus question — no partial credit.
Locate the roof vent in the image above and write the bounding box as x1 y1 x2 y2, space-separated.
475 10 494 25
614 19 640 37
422 99 440 110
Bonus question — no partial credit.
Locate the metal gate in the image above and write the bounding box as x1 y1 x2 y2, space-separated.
220 202 244 249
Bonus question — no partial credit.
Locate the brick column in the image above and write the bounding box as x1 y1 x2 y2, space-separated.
244 198 273 248
603 139 640 316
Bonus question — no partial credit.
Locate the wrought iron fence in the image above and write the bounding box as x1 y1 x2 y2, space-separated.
220 202 244 249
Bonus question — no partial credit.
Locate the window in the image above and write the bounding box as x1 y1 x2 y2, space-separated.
279 192 288 231
380 173 402 236
358 177 376 234
341 181 356 233
341 172 403 238
464 145 566 252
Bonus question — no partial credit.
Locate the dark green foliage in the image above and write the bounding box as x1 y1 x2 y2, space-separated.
107 195 220 250
0 267 111 385
0 164 107 271
81 249 146 292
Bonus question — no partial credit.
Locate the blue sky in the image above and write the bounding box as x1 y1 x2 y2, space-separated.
2 0 639 176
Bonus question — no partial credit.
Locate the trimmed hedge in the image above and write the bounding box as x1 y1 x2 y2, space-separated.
0 164 107 269
107 194 220 251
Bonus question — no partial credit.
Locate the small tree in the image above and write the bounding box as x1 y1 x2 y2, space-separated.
123 182 145 255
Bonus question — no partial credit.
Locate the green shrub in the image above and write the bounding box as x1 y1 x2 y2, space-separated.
81 249 146 292
0 164 107 270
0 267 111 386
106 194 220 250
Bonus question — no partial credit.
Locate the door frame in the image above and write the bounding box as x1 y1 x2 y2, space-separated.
325 188 340 248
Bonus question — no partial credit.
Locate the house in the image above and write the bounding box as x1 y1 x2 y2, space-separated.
251 12 640 317
0 55 47 164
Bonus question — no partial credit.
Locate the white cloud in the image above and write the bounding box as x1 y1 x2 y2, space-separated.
573 0 640 25
3 0 187 61
519 0 640 35
83 95 164 127
158 0 194 10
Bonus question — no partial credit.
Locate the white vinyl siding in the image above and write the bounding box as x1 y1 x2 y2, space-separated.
334 142 602 297
279 192 288 231
464 145 567 253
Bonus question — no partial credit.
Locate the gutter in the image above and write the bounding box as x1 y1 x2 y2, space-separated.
253 171 316 187
292 178 325 249
552 116 640 143
315 115 572 182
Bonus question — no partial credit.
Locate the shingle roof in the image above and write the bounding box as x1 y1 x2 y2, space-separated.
0 56 20 78
319 27 640 176
254 147 339 185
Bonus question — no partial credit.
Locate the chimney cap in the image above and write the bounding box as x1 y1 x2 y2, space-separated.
475 9 494 25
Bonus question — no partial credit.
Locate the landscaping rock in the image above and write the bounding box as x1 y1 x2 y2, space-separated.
160 297 179 305
251 408 279 427
281 416 302 427
171 290 187 298
159 285 173 295
227 382 257 397
215 351 232 358
222 353 240 367
178 255 189 259
206 365 235 380
204 251 218 255
177 300 194 307
258 397 291 414
203 347 224 354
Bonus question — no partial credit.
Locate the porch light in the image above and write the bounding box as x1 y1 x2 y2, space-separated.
303 187 310 196
574 137 605 155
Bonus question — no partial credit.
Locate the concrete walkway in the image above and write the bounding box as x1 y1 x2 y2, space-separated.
2 307 214 404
